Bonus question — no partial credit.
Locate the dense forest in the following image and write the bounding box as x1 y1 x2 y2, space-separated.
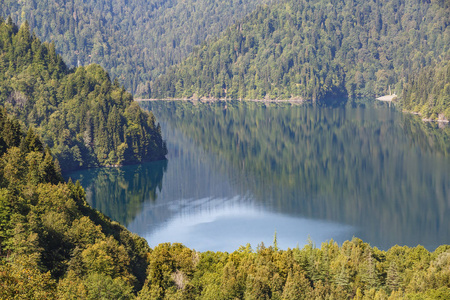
2 0 448 118
0 0 449 297
0 107 151 299
1 110 450 298
0 18 166 171
0 0 271 95
402 61 450 120
150 0 449 116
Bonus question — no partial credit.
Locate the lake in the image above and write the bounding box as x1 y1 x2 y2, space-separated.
66 100 450 252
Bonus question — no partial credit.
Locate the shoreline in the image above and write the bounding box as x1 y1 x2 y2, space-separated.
402 110 449 124
135 98 306 104
62 157 168 178
136 98 449 125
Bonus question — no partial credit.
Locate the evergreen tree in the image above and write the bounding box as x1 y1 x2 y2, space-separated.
0 19 167 171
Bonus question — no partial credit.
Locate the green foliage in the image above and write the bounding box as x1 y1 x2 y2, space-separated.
407 287 450 300
0 0 271 96
0 260 56 300
151 0 449 104
0 107 22 156
0 109 150 298
57 271 135 300
403 61 450 119
136 239 450 300
0 19 166 171
1 106 449 297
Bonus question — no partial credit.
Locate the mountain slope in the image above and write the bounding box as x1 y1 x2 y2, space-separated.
402 61 450 119
0 19 166 171
2 99 450 299
0 0 271 95
0 107 151 298
150 0 449 105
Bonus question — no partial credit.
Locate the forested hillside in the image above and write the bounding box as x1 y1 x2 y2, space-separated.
0 96 449 300
0 108 151 299
0 18 166 171
2 0 448 118
1 112 450 299
0 0 270 95
402 61 450 120
150 0 449 110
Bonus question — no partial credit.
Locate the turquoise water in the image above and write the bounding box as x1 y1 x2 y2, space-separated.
67 101 450 252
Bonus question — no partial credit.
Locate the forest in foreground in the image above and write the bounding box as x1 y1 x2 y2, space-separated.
1 109 450 299
0 6 449 299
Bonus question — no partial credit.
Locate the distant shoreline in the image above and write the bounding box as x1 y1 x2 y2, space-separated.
138 98 449 125
403 110 449 124
135 98 306 104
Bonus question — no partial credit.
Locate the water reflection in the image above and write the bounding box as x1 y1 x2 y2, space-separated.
143 100 450 250
141 199 354 252
66 160 167 226
68 101 450 251
123 125 356 251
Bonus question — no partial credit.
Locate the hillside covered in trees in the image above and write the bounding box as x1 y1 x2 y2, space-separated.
0 1 449 298
0 0 271 95
0 18 166 171
402 61 450 120
0 107 154 299
1 110 450 298
2 0 448 119
150 0 449 116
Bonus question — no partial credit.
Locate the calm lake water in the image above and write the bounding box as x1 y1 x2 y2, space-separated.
66 100 450 252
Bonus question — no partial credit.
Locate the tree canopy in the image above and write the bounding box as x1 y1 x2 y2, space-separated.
1 81 449 300
0 0 271 96
0 108 150 299
150 0 449 119
403 61 450 120
0 18 166 171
